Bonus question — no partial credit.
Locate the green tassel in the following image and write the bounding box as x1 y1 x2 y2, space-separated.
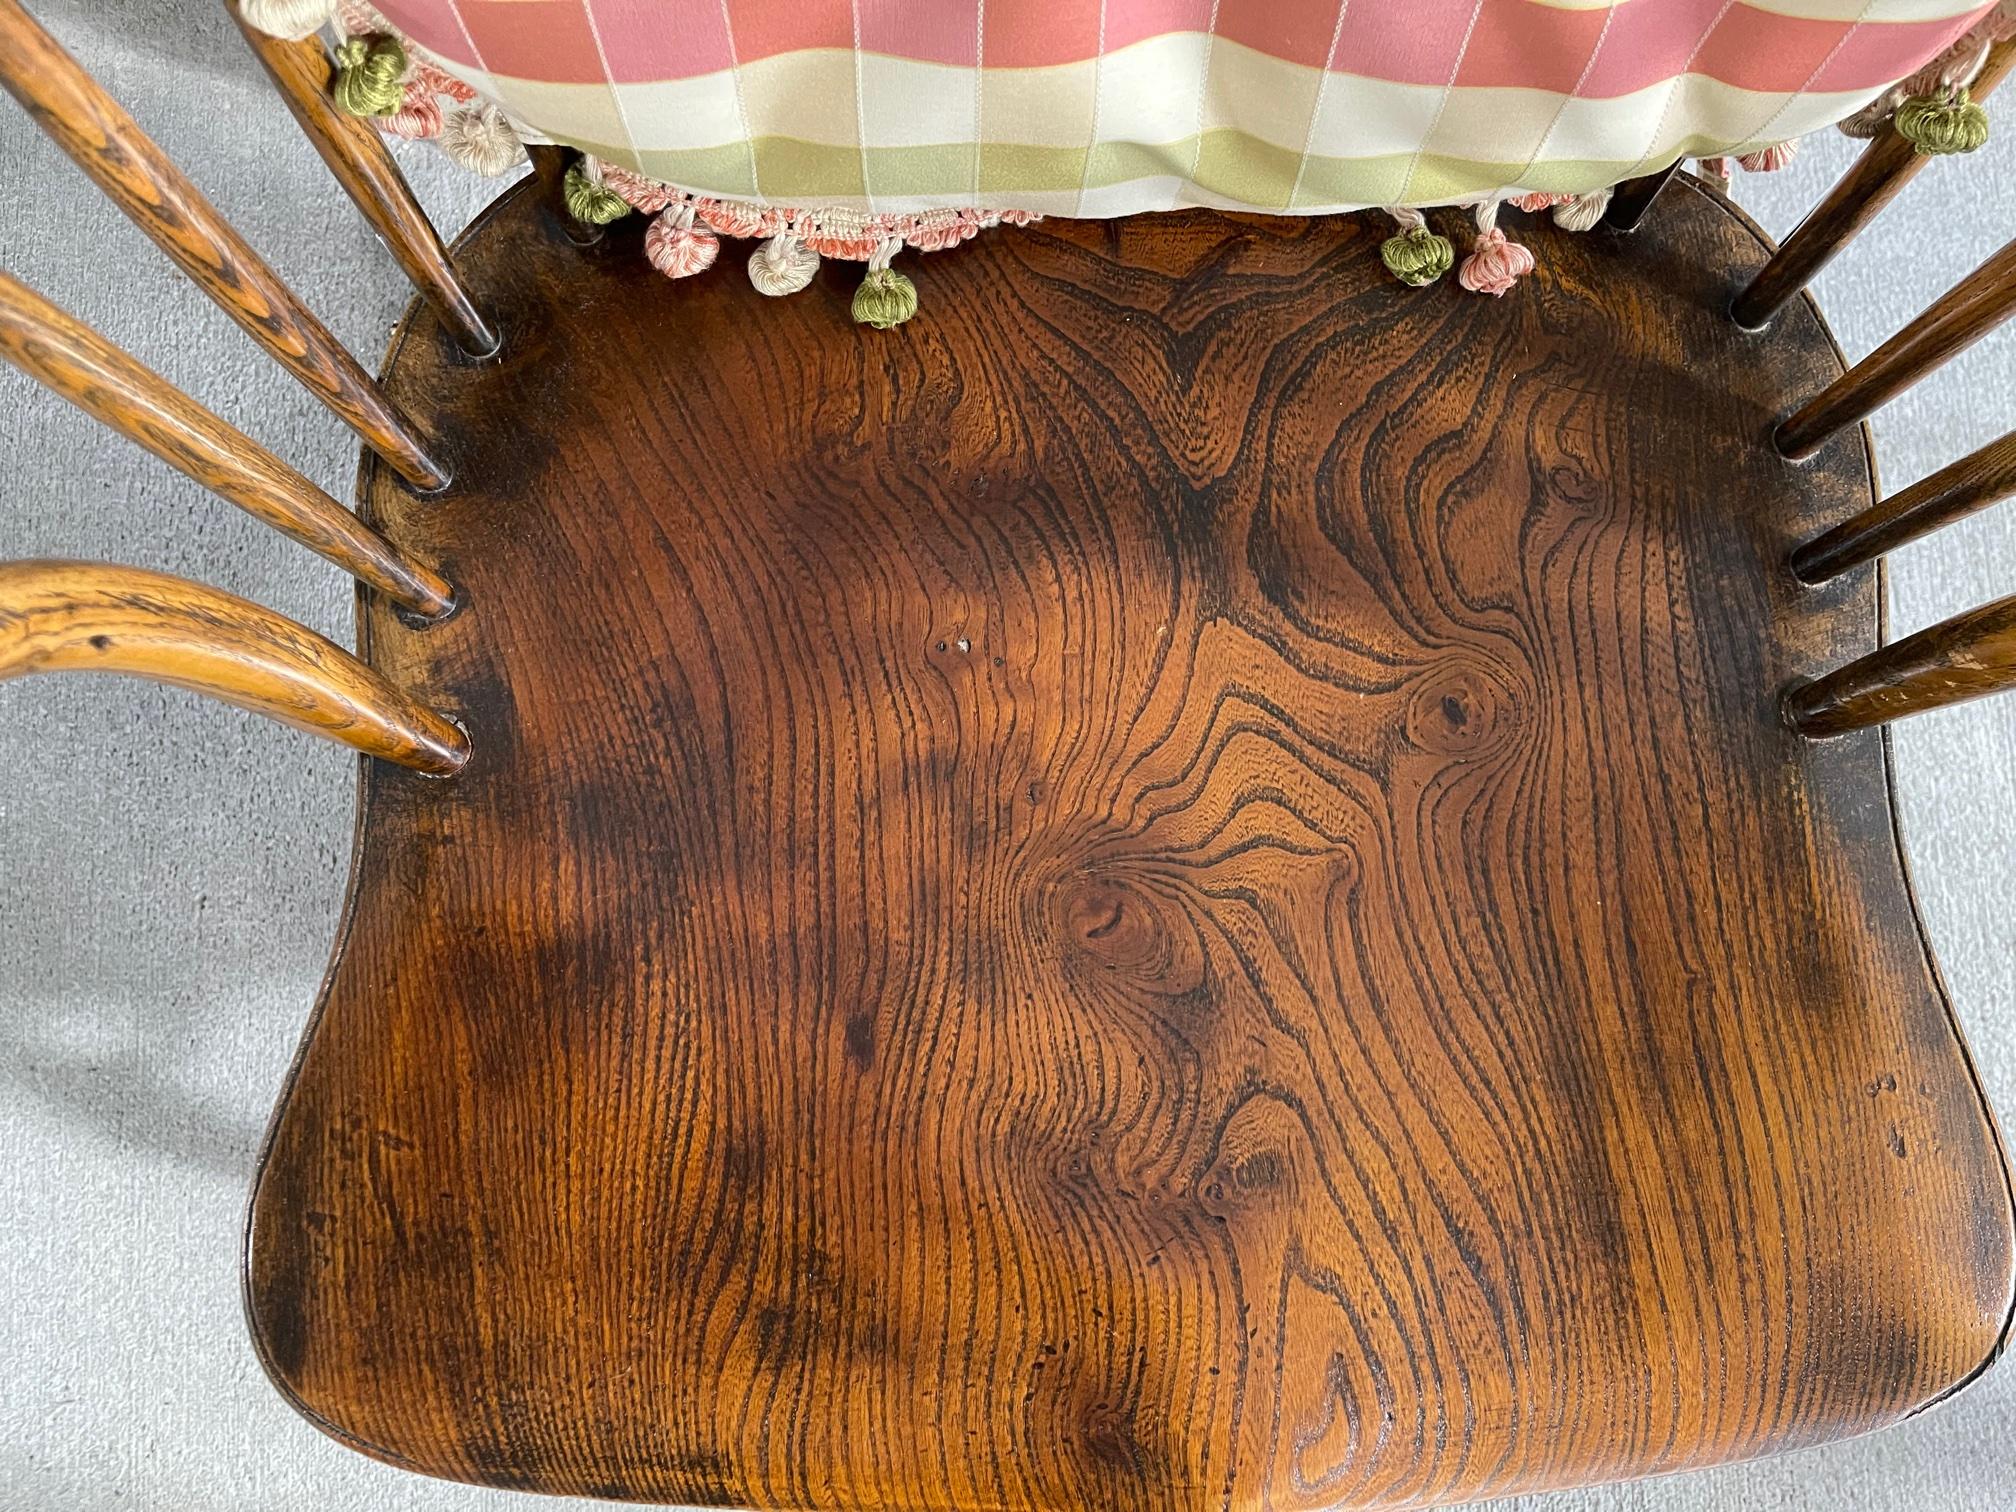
853 266 918 330
331 35 406 119
1380 225 1455 288
562 164 632 226
1894 88 1990 156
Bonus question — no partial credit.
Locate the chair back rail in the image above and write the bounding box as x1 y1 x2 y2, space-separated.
0 560 469 774
1774 234 2016 459
224 1 497 357
0 271 454 618
0 0 449 490
1793 428 2016 584
1734 36 2016 328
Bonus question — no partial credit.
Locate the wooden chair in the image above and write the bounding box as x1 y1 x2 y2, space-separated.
4 3 2014 1505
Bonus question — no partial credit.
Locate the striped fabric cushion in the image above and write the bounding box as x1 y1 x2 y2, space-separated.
360 0 1996 214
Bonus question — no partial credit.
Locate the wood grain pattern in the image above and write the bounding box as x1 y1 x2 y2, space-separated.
1776 234 2016 458
1794 428 2016 583
0 271 454 617
0 560 468 773
1733 37 2016 329
0 0 449 490
225 3 498 357
246 180 2013 1508
1788 592 2016 734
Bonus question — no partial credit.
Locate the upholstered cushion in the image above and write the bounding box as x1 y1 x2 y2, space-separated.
355 0 1999 212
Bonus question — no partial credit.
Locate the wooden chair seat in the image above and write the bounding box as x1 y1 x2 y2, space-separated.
236 177 2013 1509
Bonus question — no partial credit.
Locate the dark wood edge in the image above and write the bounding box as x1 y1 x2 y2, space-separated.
240 171 540 1475
1726 146 2016 1384
1877 612 2016 1415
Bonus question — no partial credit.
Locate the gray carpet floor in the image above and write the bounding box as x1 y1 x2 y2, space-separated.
1 3 2012 1507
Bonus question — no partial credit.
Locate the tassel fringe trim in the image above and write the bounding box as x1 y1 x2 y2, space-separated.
270 0 2008 320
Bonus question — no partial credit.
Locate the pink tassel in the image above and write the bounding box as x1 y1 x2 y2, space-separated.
1509 190 1572 214
645 206 720 279
379 89 443 140
1460 229 1533 295
1458 203 1533 296
1737 140 1798 172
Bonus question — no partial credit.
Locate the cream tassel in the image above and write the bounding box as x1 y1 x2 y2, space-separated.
749 231 819 296
238 0 338 40
438 103 524 177
1552 186 1611 232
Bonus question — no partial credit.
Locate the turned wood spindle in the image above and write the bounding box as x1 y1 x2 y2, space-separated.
1793 429 2016 583
0 272 454 617
225 2 499 357
1734 37 2016 329
1787 593 2016 735
1774 236 2016 459
0 0 449 490
1602 160 1685 233
0 560 470 774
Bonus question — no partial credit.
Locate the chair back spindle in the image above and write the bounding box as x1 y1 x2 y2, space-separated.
1767 107 2016 735
1792 429 2016 583
1786 594 2016 735
224 1 498 358
0 272 454 617
0 560 469 773
1734 36 2016 328
1603 162 1686 232
1774 235 2016 458
0 0 449 490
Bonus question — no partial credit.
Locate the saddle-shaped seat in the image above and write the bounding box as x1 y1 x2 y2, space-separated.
6 5 2015 1505
236 180 2013 1507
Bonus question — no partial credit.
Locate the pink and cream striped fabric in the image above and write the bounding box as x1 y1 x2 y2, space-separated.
365 0 1997 212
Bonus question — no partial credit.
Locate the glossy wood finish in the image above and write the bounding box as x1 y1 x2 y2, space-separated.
1734 37 2016 329
1794 428 2016 583
0 272 453 617
245 179 2013 1509
0 561 468 773
0 0 448 490
1788 593 2016 734
226 2 498 357
1776 235 2016 458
